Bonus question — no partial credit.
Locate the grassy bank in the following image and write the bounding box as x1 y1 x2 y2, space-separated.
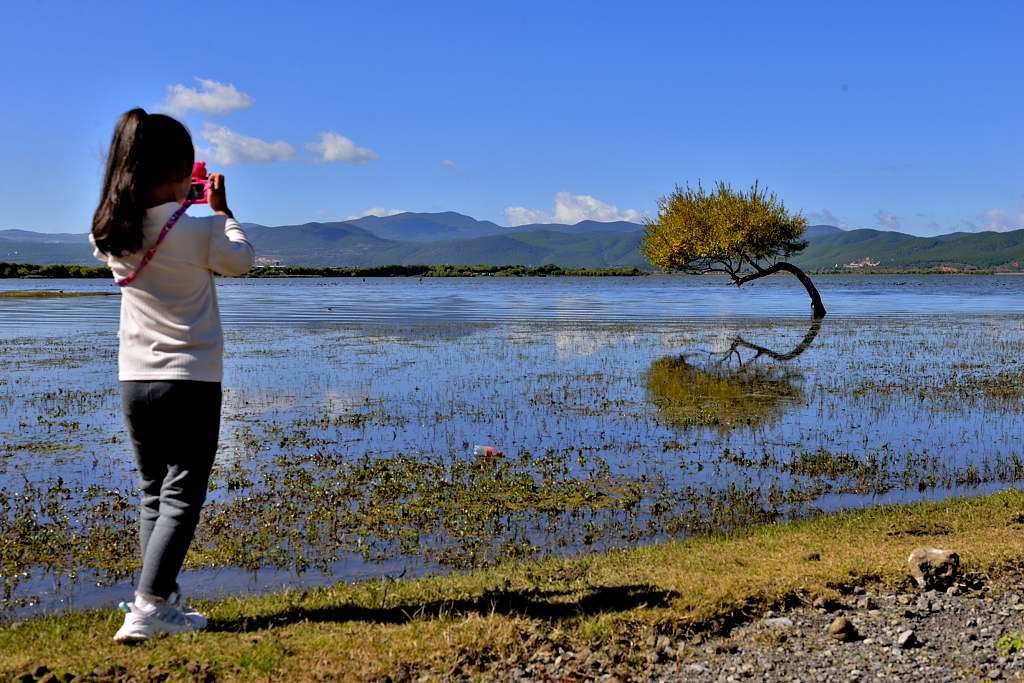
2 489 1022 681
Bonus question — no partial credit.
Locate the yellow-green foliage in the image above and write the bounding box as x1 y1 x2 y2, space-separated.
642 181 807 273
646 355 802 430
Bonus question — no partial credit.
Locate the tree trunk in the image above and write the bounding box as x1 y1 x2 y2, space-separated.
736 261 827 318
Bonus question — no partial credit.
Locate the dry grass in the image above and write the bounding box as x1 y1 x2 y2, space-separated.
2 489 1023 681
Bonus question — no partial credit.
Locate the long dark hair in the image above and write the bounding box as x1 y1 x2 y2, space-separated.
91 108 194 256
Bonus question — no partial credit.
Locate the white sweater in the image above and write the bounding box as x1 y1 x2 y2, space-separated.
91 202 255 382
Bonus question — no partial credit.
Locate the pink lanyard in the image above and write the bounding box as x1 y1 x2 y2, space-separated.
115 200 193 287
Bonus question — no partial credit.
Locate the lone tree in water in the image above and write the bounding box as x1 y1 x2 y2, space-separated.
642 181 826 317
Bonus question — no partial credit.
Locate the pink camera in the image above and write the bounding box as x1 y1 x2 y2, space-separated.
189 162 210 204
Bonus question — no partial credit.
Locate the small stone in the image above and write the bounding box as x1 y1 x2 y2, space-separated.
852 586 866 595
856 595 875 610
988 669 1003 680
896 629 918 649
906 547 960 590
765 616 795 629
828 616 859 642
813 596 840 612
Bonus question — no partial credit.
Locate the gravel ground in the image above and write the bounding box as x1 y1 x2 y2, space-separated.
493 572 1024 682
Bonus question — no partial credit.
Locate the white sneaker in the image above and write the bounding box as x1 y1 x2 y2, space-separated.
118 591 207 629
113 603 197 642
169 590 208 629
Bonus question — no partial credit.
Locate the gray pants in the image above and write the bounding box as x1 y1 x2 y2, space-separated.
121 380 221 599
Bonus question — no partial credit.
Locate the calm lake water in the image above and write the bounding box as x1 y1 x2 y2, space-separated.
2 274 1024 331
1 275 1022 616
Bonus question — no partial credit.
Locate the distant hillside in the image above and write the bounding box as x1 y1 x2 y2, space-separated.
345 212 502 242
343 212 641 242
242 221 392 264
0 229 93 264
371 230 646 269
4 214 1024 271
792 225 1024 270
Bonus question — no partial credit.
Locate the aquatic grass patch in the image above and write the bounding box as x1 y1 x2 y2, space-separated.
5 442 1024 614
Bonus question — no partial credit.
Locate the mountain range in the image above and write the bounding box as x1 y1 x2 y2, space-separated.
2 212 1023 271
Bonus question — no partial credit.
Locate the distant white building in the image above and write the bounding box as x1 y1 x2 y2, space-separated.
844 257 880 269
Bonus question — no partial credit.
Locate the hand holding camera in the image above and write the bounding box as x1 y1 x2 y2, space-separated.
189 161 232 218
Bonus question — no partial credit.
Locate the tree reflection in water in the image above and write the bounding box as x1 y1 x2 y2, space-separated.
646 322 821 431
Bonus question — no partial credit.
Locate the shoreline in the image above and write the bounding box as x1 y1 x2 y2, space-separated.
2 489 1022 681
1 262 1020 280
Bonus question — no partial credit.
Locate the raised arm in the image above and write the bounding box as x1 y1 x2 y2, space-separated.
205 173 255 276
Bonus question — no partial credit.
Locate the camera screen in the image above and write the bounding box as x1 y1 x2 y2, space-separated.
190 183 206 200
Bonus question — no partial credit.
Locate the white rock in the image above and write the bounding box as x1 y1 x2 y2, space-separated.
896 629 917 649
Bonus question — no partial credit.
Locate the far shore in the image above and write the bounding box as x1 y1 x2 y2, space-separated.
0 262 1019 280
0 289 116 298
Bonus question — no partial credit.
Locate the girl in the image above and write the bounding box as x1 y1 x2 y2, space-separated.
90 108 254 642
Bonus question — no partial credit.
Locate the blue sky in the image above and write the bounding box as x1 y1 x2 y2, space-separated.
1 1 1020 235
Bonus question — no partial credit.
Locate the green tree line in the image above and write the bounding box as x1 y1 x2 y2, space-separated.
0 262 646 279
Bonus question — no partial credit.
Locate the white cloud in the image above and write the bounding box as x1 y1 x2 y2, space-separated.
305 131 378 164
874 210 901 229
980 208 1024 232
504 206 552 226
199 124 294 165
346 208 406 220
504 192 641 226
440 159 463 175
160 78 253 116
553 192 641 224
806 208 848 228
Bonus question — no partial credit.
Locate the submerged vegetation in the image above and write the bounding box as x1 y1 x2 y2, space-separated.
4 314 1024 616
0 278 1024 680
